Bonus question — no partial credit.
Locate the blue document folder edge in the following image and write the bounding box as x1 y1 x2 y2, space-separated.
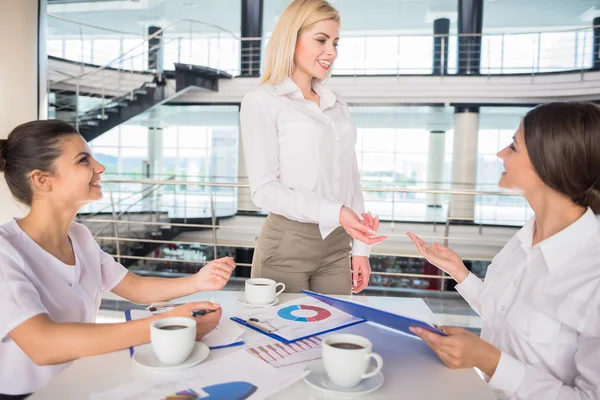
301 290 446 337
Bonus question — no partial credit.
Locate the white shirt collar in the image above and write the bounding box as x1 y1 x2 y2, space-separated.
516 208 600 274
272 77 342 110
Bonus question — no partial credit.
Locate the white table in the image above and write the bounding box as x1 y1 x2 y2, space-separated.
31 291 496 399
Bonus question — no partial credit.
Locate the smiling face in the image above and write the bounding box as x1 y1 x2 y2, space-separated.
293 19 340 81
496 123 545 194
31 135 106 208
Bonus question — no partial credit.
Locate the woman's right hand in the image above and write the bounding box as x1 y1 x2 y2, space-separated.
406 232 469 283
161 302 222 341
339 206 387 245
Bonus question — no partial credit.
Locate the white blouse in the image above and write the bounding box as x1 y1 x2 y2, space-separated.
456 208 600 399
0 220 128 395
240 77 370 256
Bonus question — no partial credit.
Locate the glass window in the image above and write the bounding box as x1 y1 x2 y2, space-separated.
398 36 433 74
91 127 119 147
178 126 210 148
120 126 148 148
92 147 119 174
64 39 93 63
163 36 181 70
122 39 145 70
93 39 121 66
501 33 538 73
538 32 577 72
48 40 64 58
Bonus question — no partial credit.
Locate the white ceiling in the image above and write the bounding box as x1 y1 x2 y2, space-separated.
48 0 600 38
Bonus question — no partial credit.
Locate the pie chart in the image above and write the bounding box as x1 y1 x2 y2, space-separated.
277 305 331 322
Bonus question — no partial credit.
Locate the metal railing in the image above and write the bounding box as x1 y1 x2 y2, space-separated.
78 178 525 293
47 15 240 130
48 14 598 78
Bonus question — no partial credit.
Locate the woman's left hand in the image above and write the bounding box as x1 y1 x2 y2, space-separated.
351 256 371 293
409 326 501 377
194 257 237 291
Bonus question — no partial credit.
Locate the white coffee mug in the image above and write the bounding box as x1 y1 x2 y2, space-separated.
322 333 383 388
245 278 285 305
150 317 196 365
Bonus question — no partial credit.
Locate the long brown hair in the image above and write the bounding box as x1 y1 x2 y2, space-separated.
522 102 600 213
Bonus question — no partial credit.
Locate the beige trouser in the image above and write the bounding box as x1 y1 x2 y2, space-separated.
251 213 352 295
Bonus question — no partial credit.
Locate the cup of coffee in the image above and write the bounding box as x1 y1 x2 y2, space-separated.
322 333 383 388
245 278 285 305
150 317 196 365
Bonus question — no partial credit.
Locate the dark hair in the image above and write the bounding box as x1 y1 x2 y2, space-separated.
0 120 80 206
523 102 600 214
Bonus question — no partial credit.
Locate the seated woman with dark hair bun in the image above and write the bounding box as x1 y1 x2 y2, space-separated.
0 121 236 399
407 102 600 400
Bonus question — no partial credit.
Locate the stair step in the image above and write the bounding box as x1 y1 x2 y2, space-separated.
81 120 99 126
133 89 148 95
105 107 119 113
115 102 128 107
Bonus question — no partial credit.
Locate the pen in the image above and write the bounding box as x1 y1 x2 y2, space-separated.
247 318 274 334
147 303 185 312
191 309 216 317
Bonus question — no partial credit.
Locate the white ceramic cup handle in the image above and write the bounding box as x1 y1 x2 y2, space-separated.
275 282 286 296
362 352 383 379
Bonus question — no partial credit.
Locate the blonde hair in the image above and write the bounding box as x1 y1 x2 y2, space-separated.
260 0 340 85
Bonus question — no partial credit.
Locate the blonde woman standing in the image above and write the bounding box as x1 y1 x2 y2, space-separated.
240 0 385 295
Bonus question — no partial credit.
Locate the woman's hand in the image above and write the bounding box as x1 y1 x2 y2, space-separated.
351 256 371 293
406 232 469 283
340 206 387 245
409 326 501 377
194 257 236 292
162 302 222 341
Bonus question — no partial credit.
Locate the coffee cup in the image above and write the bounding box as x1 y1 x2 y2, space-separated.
245 278 285 305
150 317 196 365
322 333 383 388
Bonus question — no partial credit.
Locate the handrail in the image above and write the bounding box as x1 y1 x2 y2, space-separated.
48 14 144 37
100 178 515 197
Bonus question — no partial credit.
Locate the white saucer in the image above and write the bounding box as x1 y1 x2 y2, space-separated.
303 360 384 397
237 296 280 308
132 342 210 371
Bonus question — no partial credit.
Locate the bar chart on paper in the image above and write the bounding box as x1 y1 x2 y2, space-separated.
245 336 323 368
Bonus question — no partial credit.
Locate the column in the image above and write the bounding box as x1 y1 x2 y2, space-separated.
148 25 164 82
147 115 163 213
147 126 163 178
240 0 263 76
0 0 47 224
426 131 446 207
433 18 450 75
457 0 483 75
593 17 600 70
237 119 253 212
450 107 479 221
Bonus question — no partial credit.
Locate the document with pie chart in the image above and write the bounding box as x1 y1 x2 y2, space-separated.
231 297 366 343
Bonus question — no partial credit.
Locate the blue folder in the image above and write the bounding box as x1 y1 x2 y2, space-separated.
301 290 446 337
